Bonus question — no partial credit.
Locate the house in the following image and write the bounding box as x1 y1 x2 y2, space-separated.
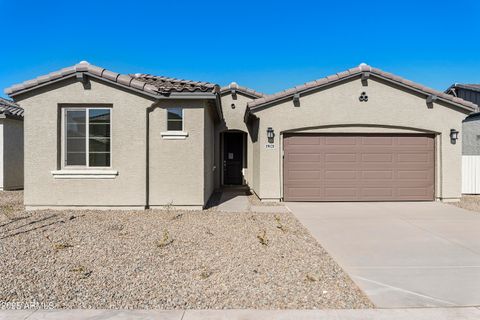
4 62 476 210
0 98 23 190
446 84 480 194
446 84 480 156
446 84 480 108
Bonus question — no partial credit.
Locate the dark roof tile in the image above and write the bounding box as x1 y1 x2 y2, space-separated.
0 97 24 118
131 74 218 93
5 61 218 97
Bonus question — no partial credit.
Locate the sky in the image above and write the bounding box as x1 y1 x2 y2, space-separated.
0 0 479 99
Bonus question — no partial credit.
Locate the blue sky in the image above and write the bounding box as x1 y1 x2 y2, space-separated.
0 0 479 98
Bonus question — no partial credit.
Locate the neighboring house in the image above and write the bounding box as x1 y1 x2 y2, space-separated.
446 84 480 155
446 84 480 108
446 84 480 194
0 98 24 190
4 62 476 209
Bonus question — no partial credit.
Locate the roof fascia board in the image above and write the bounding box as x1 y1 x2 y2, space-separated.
9 72 216 100
250 73 474 113
0 114 23 120
167 92 217 99
220 89 262 99
372 74 475 112
250 73 359 112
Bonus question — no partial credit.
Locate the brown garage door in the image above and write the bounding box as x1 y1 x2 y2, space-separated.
283 134 435 201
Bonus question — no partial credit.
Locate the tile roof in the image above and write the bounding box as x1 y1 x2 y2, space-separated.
0 97 24 118
220 82 265 98
5 61 219 97
131 74 218 93
447 83 480 93
248 64 477 112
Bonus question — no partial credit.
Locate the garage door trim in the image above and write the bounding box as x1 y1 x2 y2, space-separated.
283 133 435 202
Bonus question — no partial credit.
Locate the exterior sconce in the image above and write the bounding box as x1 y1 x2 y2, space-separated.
267 127 275 143
450 129 459 144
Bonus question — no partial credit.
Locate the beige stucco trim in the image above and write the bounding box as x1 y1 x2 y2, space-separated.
160 131 189 139
26 205 145 211
51 169 119 179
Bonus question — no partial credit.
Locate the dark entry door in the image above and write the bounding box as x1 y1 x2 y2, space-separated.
223 132 244 185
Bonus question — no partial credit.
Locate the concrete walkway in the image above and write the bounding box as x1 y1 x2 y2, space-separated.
216 189 250 212
215 189 289 213
286 201 480 308
3 307 480 319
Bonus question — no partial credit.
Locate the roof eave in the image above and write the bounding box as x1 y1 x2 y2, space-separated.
7 72 217 100
249 73 360 112
167 92 217 99
220 88 264 99
0 113 23 120
248 72 476 113
452 84 480 94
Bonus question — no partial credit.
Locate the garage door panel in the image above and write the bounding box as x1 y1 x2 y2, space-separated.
361 170 393 179
287 162 323 171
397 153 431 163
397 170 432 180
287 153 322 162
287 170 321 180
325 170 357 179
361 153 393 162
325 187 358 197
361 136 394 145
325 136 357 145
285 136 321 145
360 188 394 197
325 153 357 162
284 134 434 201
287 187 321 197
397 136 433 146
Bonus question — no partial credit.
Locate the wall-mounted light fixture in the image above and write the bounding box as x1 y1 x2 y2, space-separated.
450 128 459 144
267 127 275 143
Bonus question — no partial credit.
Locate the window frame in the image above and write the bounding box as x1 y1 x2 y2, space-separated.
166 107 184 132
61 107 113 169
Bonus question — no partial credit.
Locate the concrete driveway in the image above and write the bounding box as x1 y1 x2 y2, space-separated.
286 201 480 308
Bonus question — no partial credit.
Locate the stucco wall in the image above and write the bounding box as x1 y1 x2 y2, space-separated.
204 104 216 204
250 77 469 201
148 100 208 208
2 119 24 189
462 118 480 155
15 78 155 208
218 92 255 187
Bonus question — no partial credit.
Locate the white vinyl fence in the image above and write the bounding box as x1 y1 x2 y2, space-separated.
462 155 480 194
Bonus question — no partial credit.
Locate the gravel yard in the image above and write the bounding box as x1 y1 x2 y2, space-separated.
451 195 480 213
0 191 373 309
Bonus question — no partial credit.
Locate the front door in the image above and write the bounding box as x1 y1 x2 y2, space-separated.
223 132 244 185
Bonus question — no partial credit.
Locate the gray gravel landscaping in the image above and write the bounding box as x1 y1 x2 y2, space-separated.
0 191 373 309
451 195 480 213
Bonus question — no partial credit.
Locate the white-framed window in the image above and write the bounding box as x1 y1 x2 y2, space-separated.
167 107 183 131
63 107 112 168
